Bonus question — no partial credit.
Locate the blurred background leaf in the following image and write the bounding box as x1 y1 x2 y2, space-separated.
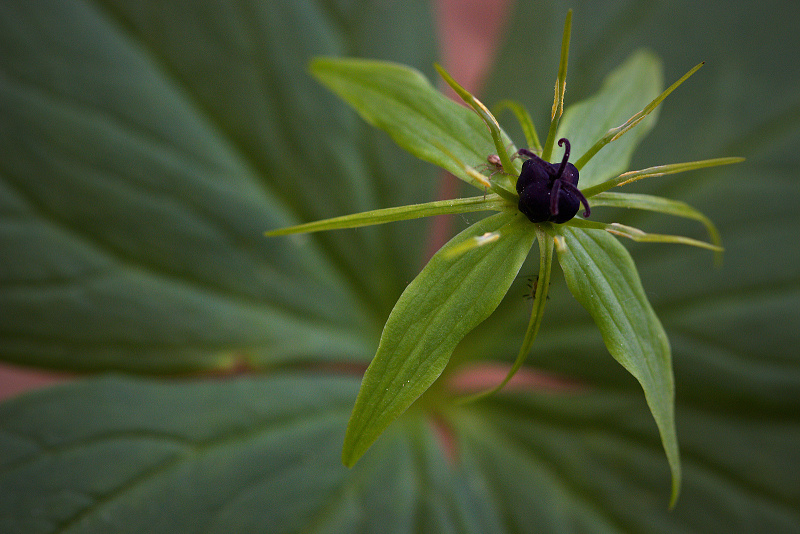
0 0 439 371
0 0 798 532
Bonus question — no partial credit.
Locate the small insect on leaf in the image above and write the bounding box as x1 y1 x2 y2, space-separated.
516 138 591 224
524 275 538 300
476 154 510 199
477 151 514 179
524 275 550 301
486 153 503 169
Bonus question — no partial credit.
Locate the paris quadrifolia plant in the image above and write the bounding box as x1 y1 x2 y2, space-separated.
266 11 742 507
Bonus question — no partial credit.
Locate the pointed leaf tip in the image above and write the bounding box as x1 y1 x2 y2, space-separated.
556 227 681 505
342 212 537 465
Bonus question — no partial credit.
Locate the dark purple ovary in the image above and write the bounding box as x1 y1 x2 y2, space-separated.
515 138 590 224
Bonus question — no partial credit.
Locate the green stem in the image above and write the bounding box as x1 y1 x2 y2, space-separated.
457 224 554 403
435 64 517 179
542 9 572 161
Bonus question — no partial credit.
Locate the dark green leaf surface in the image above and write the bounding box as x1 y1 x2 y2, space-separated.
3 375 797 533
0 375 359 534
343 211 537 466
0 0 438 371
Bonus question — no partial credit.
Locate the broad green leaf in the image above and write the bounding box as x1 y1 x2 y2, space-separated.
310 57 515 190
555 226 680 506
459 225 555 402
556 50 663 188
4 375 797 534
343 212 537 466
0 374 360 534
0 0 438 371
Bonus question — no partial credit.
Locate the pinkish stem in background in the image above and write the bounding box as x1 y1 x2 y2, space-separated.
0 366 70 401
447 363 588 394
436 0 515 95
424 0 515 261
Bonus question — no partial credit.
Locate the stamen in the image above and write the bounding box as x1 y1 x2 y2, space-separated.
515 148 538 160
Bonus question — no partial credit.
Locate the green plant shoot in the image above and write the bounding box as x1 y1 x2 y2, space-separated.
266 11 742 508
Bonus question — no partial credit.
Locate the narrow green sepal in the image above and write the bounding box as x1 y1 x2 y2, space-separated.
575 61 705 170
434 64 517 178
542 9 572 161
266 196 504 237
493 99 542 154
581 157 745 197
589 191 723 254
565 217 722 252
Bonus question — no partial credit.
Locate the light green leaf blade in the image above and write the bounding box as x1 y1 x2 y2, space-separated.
343 212 537 466
310 57 514 190
557 50 663 188
555 226 680 506
459 225 555 403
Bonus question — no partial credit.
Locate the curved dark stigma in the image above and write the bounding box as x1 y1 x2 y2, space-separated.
561 181 591 218
555 138 571 179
